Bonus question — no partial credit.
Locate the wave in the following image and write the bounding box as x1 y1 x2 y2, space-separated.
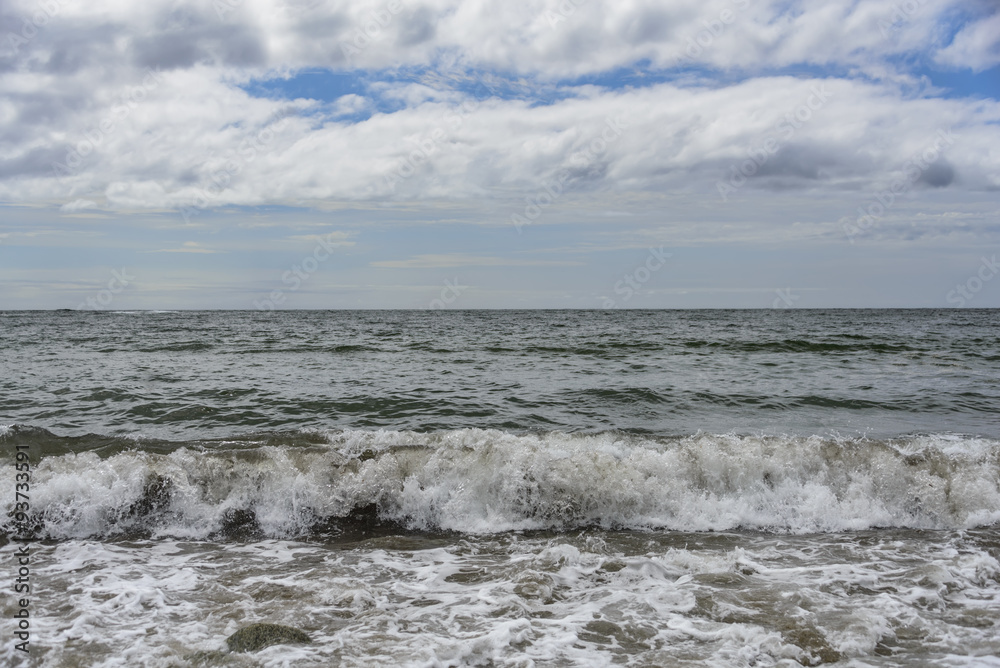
2 427 999 540
680 338 921 354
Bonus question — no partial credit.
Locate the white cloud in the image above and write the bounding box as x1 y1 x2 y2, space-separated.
1 0 995 217
330 93 369 116
1 0 999 308
2 72 996 211
935 10 1000 72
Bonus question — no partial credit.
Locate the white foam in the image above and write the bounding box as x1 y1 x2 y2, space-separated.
5 528 1000 666
3 430 999 540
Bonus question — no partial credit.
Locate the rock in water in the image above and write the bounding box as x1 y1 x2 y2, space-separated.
226 623 312 652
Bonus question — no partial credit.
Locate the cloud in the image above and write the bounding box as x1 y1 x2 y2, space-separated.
0 1 996 218
372 254 584 268
285 232 356 246
1 0 999 308
935 10 1000 72
60 199 97 212
4 73 997 210
129 6 267 70
917 160 956 188
147 241 223 253
330 93 369 117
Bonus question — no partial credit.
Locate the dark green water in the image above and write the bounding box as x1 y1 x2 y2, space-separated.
3 309 999 439
1 310 998 666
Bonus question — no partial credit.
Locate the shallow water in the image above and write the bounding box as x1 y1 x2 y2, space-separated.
2 310 998 666
3 530 999 666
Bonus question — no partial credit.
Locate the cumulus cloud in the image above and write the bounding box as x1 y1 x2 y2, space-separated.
3 72 997 211
0 0 997 215
935 10 1000 72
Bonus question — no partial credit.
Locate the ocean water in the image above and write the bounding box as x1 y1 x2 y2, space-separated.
1 309 999 667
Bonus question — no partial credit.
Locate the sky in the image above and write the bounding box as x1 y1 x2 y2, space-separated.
0 0 998 310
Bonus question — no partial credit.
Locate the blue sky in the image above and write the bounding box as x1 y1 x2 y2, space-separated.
1 0 998 309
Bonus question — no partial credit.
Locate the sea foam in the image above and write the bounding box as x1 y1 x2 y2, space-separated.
2 429 998 540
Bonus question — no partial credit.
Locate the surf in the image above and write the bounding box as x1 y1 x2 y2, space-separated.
4 427 998 540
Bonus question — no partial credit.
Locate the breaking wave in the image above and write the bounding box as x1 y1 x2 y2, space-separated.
3 427 999 540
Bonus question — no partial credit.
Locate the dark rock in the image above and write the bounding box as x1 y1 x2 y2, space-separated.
105 473 175 539
310 502 408 540
226 623 312 653
213 508 264 541
127 474 173 518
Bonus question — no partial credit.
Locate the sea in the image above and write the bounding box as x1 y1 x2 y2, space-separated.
1 309 999 667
